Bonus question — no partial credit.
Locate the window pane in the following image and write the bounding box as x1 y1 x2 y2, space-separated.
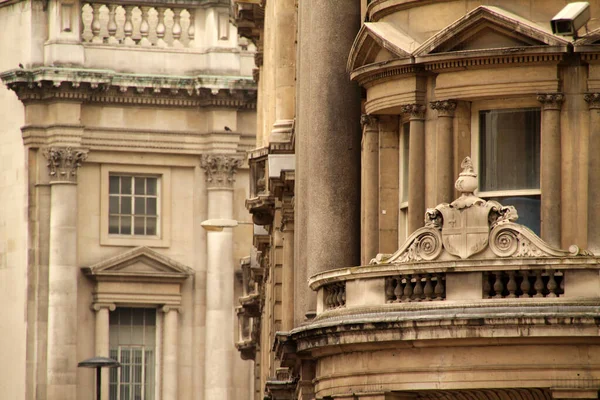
134 217 145 235
146 178 157 195
135 197 145 214
146 218 157 236
109 176 120 194
147 198 157 216
135 177 145 195
109 196 119 214
109 216 119 234
479 108 541 191
121 197 132 214
121 176 132 194
121 216 131 235
488 195 540 235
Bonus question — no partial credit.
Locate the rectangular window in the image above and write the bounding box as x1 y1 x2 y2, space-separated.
109 175 159 236
477 107 541 234
109 308 156 400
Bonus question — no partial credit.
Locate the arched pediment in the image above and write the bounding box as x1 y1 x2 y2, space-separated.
82 246 194 282
414 6 569 59
347 21 419 73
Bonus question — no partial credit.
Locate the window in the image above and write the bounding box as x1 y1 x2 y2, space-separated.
109 175 159 236
473 103 541 234
100 165 171 247
109 308 156 400
399 121 410 243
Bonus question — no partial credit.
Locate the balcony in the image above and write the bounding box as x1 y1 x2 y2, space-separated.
278 158 600 399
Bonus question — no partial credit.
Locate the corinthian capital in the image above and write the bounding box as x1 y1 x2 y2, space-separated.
200 154 243 189
430 100 457 117
400 103 426 120
585 93 600 109
360 114 378 130
42 147 88 183
537 93 564 110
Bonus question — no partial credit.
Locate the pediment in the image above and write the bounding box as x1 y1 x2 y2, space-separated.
347 22 419 73
575 27 600 47
83 246 194 281
414 6 569 58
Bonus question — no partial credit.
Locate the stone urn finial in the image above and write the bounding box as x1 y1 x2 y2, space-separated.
455 156 478 195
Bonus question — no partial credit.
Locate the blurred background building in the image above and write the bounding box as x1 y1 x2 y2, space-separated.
233 0 600 399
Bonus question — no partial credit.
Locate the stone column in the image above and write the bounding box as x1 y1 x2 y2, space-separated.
378 116 399 254
361 115 379 264
281 195 295 332
93 303 115 400
401 104 427 233
200 154 242 400
430 100 457 205
43 147 87 400
537 93 564 247
296 0 361 322
161 306 180 400
586 93 600 252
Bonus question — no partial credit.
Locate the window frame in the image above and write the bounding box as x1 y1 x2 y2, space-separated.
470 98 542 199
101 164 171 247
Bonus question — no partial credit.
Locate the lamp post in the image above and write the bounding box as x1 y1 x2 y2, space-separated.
78 356 120 400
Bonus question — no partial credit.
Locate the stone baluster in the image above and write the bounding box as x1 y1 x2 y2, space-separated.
507 271 517 298
424 274 434 301
547 270 558 297
403 276 413 301
520 271 531 297
156 8 167 47
413 274 423 301
43 147 88 400
90 3 103 44
172 8 183 48
493 272 504 298
139 6 151 47
187 9 195 46
106 5 118 45
534 270 544 297
430 100 457 204
123 5 135 45
394 278 403 302
537 93 564 247
434 274 445 300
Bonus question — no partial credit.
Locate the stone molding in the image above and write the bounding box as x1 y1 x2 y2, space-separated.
429 100 457 117
584 93 600 109
0 67 257 109
42 146 88 183
200 154 243 189
281 195 294 232
91 303 116 312
400 103 426 120
537 93 564 110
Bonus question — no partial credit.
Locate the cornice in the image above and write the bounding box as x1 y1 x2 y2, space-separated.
1 67 257 108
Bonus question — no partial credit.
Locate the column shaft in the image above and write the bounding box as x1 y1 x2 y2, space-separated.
402 105 426 233
430 101 457 204
47 182 79 400
94 305 113 400
378 116 399 254
538 93 563 247
162 308 179 400
281 228 294 332
361 115 379 264
273 0 296 122
587 94 600 252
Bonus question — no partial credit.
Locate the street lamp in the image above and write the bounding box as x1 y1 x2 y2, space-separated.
200 218 253 232
78 356 120 400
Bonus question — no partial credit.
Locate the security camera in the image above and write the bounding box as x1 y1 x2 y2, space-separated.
551 2 590 37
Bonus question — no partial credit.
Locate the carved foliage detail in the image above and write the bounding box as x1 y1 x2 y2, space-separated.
537 93 564 110
200 154 243 188
42 147 88 182
430 100 457 117
400 103 426 120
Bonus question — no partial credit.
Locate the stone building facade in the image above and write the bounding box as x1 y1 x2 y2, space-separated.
234 1 600 399
0 1 256 400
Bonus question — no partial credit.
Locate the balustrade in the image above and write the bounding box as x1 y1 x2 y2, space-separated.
385 274 446 303
324 282 346 309
484 269 564 299
81 2 196 48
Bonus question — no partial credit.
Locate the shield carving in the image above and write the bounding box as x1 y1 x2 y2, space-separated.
439 204 492 259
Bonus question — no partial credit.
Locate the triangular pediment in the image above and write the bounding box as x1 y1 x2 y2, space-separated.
347 22 419 73
414 6 569 58
575 27 600 47
83 246 194 280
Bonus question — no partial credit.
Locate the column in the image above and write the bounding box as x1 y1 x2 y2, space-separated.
93 303 115 400
43 147 87 400
200 154 242 400
430 100 457 204
401 104 427 233
281 195 295 332
537 93 564 247
161 306 180 400
361 114 379 264
378 115 399 254
586 93 600 252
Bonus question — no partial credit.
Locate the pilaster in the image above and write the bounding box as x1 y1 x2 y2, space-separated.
280 195 294 332
586 93 600 253
92 303 115 400
378 115 399 255
430 100 457 204
361 114 379 265
537 92 564 247
161 305 181 400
